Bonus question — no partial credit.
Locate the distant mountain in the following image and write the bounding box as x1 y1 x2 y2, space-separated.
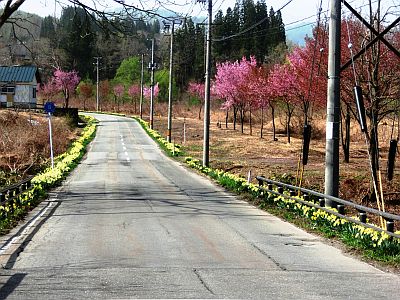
285 22 313 46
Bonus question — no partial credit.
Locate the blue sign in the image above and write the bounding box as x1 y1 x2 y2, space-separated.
44 101 56 114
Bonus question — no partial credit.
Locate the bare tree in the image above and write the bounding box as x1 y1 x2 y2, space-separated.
0 0 174 30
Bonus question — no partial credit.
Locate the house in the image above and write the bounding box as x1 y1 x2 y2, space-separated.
0 65 40 108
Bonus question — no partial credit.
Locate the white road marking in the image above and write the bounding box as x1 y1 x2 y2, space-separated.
0 201 54 255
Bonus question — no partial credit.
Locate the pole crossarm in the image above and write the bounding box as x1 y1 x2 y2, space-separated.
341 1 400 71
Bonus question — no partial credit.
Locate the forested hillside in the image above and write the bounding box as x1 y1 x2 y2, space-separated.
0 0 287 90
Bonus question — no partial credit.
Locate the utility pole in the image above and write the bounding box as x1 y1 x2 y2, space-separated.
324 0 341 206
149 38 155 129
164 19 182 142
140 53 144 119
94 57 101 111
166 21 175 143
198 0 212 167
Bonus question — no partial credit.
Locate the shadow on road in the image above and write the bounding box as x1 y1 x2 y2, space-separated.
2 201 62 270
0 273 26 298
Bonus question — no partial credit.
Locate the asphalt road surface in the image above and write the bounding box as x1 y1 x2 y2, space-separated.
1 113 399 299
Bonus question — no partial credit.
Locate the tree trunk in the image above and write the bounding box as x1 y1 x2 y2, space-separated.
198 103 202 120
225 110 228 128
271 105 276 141
233 106 238 130
249 107 252 136
65 89 69 108
286 103 293 144
369 122 380 190
260 107 264 139
240 108 244 134
342 105 351 163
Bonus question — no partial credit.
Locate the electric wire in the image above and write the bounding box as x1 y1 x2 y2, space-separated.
213 0 294 42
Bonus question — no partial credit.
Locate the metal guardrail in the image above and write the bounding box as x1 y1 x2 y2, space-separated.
256 176 400 239
0 176 35 216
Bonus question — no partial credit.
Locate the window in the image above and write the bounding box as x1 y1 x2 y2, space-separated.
1 86 15 95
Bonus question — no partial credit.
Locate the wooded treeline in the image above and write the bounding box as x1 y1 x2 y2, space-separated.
173 0 286 90
0 0 286 92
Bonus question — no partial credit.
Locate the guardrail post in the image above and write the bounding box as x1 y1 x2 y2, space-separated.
303 194 310 202
7 189 14 198
289 191 296 197
277 187 284 195
267 184 273 191
337 204 345 215
386 219 394 233
358 211 367 223
9 198 14 214
319 198 325 207
257 178 264 187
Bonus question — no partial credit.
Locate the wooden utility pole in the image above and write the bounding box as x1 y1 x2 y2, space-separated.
198 0 212 167
140 53 144 120
150 38 155 129
94 57 101 112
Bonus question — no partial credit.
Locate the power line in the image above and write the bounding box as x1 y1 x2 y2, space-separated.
213 0 294 42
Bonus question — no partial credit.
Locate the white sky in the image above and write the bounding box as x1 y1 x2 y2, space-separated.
17 0 400 27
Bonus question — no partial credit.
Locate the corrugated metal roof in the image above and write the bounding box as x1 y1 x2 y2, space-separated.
0 65 37 83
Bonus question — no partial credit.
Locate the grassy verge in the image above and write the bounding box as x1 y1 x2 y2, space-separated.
133 117 183 157
0 115 97 235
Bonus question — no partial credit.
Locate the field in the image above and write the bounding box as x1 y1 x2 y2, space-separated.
149 102 400 217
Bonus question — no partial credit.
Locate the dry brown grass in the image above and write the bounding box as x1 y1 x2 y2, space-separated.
0 109 77 186
149 102 400 216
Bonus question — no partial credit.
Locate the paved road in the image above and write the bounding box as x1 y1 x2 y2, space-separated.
0 113 399 299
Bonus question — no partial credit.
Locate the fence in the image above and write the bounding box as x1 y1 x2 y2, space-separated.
256 176 400 239
0 176 35 218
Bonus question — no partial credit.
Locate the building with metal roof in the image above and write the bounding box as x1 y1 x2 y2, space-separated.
0 65 40 108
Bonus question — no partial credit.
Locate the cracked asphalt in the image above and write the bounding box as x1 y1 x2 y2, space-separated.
0 113 399 299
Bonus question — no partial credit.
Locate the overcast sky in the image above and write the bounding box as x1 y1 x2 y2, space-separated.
18 0 399 26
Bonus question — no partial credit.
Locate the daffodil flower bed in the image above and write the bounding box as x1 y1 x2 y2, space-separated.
184 156 400 261
133 117 182 157
0 115 97 233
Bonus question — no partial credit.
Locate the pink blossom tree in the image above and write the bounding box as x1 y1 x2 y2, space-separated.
53 68 80 108
128 84 140 113
245 65 271 138
214 56 257 133
113 84 125 112
37 81 58 105
188 82 205 119
288 45 327 125
268 62 298 143
143 83 159 99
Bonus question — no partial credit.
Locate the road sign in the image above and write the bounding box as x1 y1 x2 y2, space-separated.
44 102 55 169
44 101 56 114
